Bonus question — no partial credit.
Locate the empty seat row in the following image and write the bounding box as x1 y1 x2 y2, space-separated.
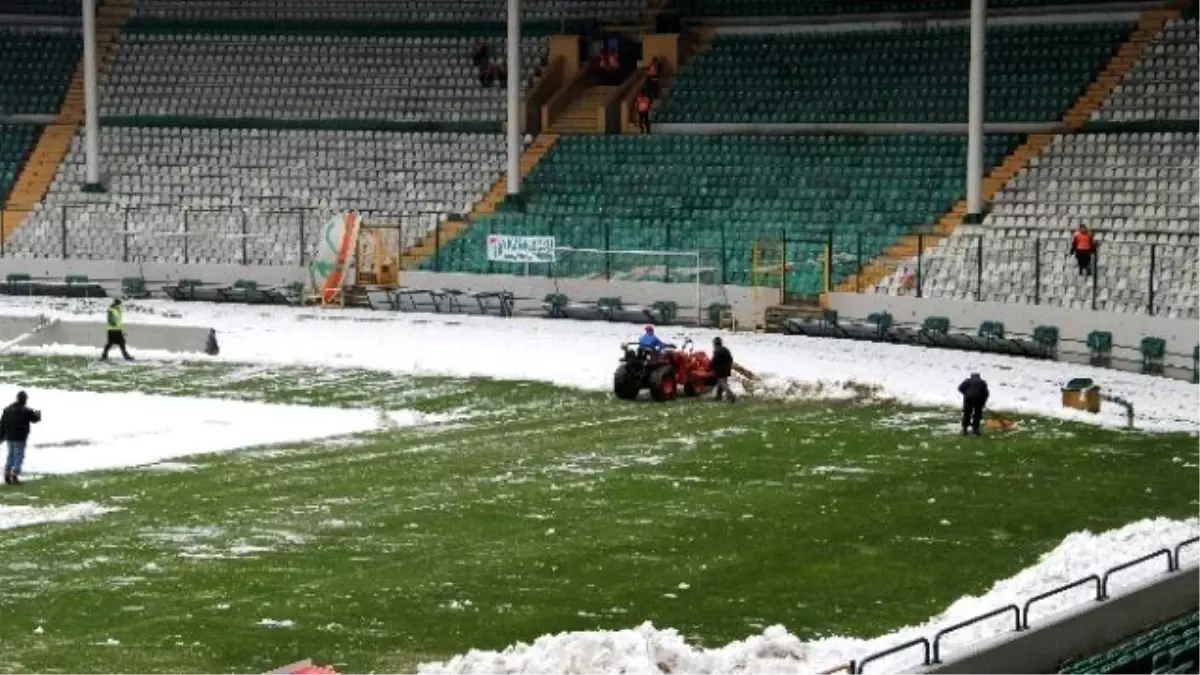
100 33 548 121
6 127 515 266
1094 18 1199 122
0 28 80 116
655 22 1131 124
430 134 1017 292
675 0 1137 17
876 132 1200 319
129 0 643 22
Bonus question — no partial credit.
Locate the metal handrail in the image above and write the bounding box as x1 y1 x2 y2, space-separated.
932 605 1021 663
1022 574 1102 629
852 535 1197 672
1173 537 1199 571
1100 549 1172 599
856 637 930 674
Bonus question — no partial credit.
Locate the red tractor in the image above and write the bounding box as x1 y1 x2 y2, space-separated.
613 338 717 402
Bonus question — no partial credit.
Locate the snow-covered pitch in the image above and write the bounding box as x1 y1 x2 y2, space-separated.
0 297 1195 674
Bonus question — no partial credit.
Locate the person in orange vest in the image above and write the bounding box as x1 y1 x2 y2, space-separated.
646 57 660 99
635 90 652 134
1067 224 1094 277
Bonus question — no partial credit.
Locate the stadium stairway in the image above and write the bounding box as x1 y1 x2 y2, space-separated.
401 132 559 269
832 5 1181 295
550 85 620 134
1 0 134 240
624 27 714 133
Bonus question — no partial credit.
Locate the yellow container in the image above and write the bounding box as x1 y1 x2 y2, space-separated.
1062 378 1101 414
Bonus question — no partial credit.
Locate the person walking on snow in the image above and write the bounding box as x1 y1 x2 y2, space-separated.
1 391 41 485
711 337 736 403
101 298 133 361
958 372 989 436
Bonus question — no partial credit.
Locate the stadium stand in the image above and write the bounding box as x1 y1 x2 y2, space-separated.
0 126 41 203
874 15 1200 319
7 128 507 264
429 134 1017 293
1058 610 1199 675
0 27 82 116
434 19 1133 295
98 33 550 121
127 0 645 22
0 0 78 15
674 0 1137 18
879 131 1199 317
1094 18 1198 122
654 23 1132 124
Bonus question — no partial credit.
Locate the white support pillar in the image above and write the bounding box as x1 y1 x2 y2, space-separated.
82 0 102 189
505 0 521 196
965 0 986 220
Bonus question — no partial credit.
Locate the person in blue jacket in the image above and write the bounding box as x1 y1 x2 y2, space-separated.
637 325 668 356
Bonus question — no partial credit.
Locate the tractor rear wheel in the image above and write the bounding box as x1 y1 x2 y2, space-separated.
648 366 678 402
613 364 640 400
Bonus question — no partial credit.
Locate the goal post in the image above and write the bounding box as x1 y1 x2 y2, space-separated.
555 246 705 325
484 234 732 327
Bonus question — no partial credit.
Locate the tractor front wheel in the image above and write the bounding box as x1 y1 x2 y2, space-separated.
613 364 641 400
648 366 678 402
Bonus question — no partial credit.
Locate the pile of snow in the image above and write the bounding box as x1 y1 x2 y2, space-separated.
4 299 1195 433
0 386 445 475
418 517 1199 674
0 501 117 531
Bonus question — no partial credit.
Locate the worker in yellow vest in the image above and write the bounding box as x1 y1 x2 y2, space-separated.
101 298 133 362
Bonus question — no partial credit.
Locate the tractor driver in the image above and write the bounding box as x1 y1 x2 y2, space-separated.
637 325 668 358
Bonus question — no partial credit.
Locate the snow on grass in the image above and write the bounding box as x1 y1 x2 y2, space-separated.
0 386 443 475
0 502 117 531
7 298 1194 433
417 516 1199 674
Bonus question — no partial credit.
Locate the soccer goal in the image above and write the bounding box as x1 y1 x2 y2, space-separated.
552 245 718 326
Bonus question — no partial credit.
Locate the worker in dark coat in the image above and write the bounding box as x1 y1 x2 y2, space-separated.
711 337 736 403
0 391 41 485
958 372 989 436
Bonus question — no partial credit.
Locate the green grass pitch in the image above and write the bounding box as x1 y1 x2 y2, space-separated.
0 355 1193 673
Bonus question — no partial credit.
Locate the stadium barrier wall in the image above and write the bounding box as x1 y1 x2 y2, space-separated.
923 564 1199 674
0 259 773 328
0 316 215 354
826 292 1197 372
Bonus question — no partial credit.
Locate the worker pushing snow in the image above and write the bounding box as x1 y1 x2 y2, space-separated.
711 337 736 403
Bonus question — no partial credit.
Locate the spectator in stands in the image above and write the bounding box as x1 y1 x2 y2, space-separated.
599 49 620 85
101 298 133 362
1068 224 1094 277
646 56 661 99
957 372 989 436
479 59 504 88
1 391 41 486
635 90 652 134
711 337 736 403
470 39 489 69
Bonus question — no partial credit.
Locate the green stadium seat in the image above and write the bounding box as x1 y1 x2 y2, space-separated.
0 124 41 205
676 0 1134 18
428 134 1018 295
0 29 80 115
655 23 1131 124
1060 611 1199 675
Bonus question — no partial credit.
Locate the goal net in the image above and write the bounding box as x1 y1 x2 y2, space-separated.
548 246 731 326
